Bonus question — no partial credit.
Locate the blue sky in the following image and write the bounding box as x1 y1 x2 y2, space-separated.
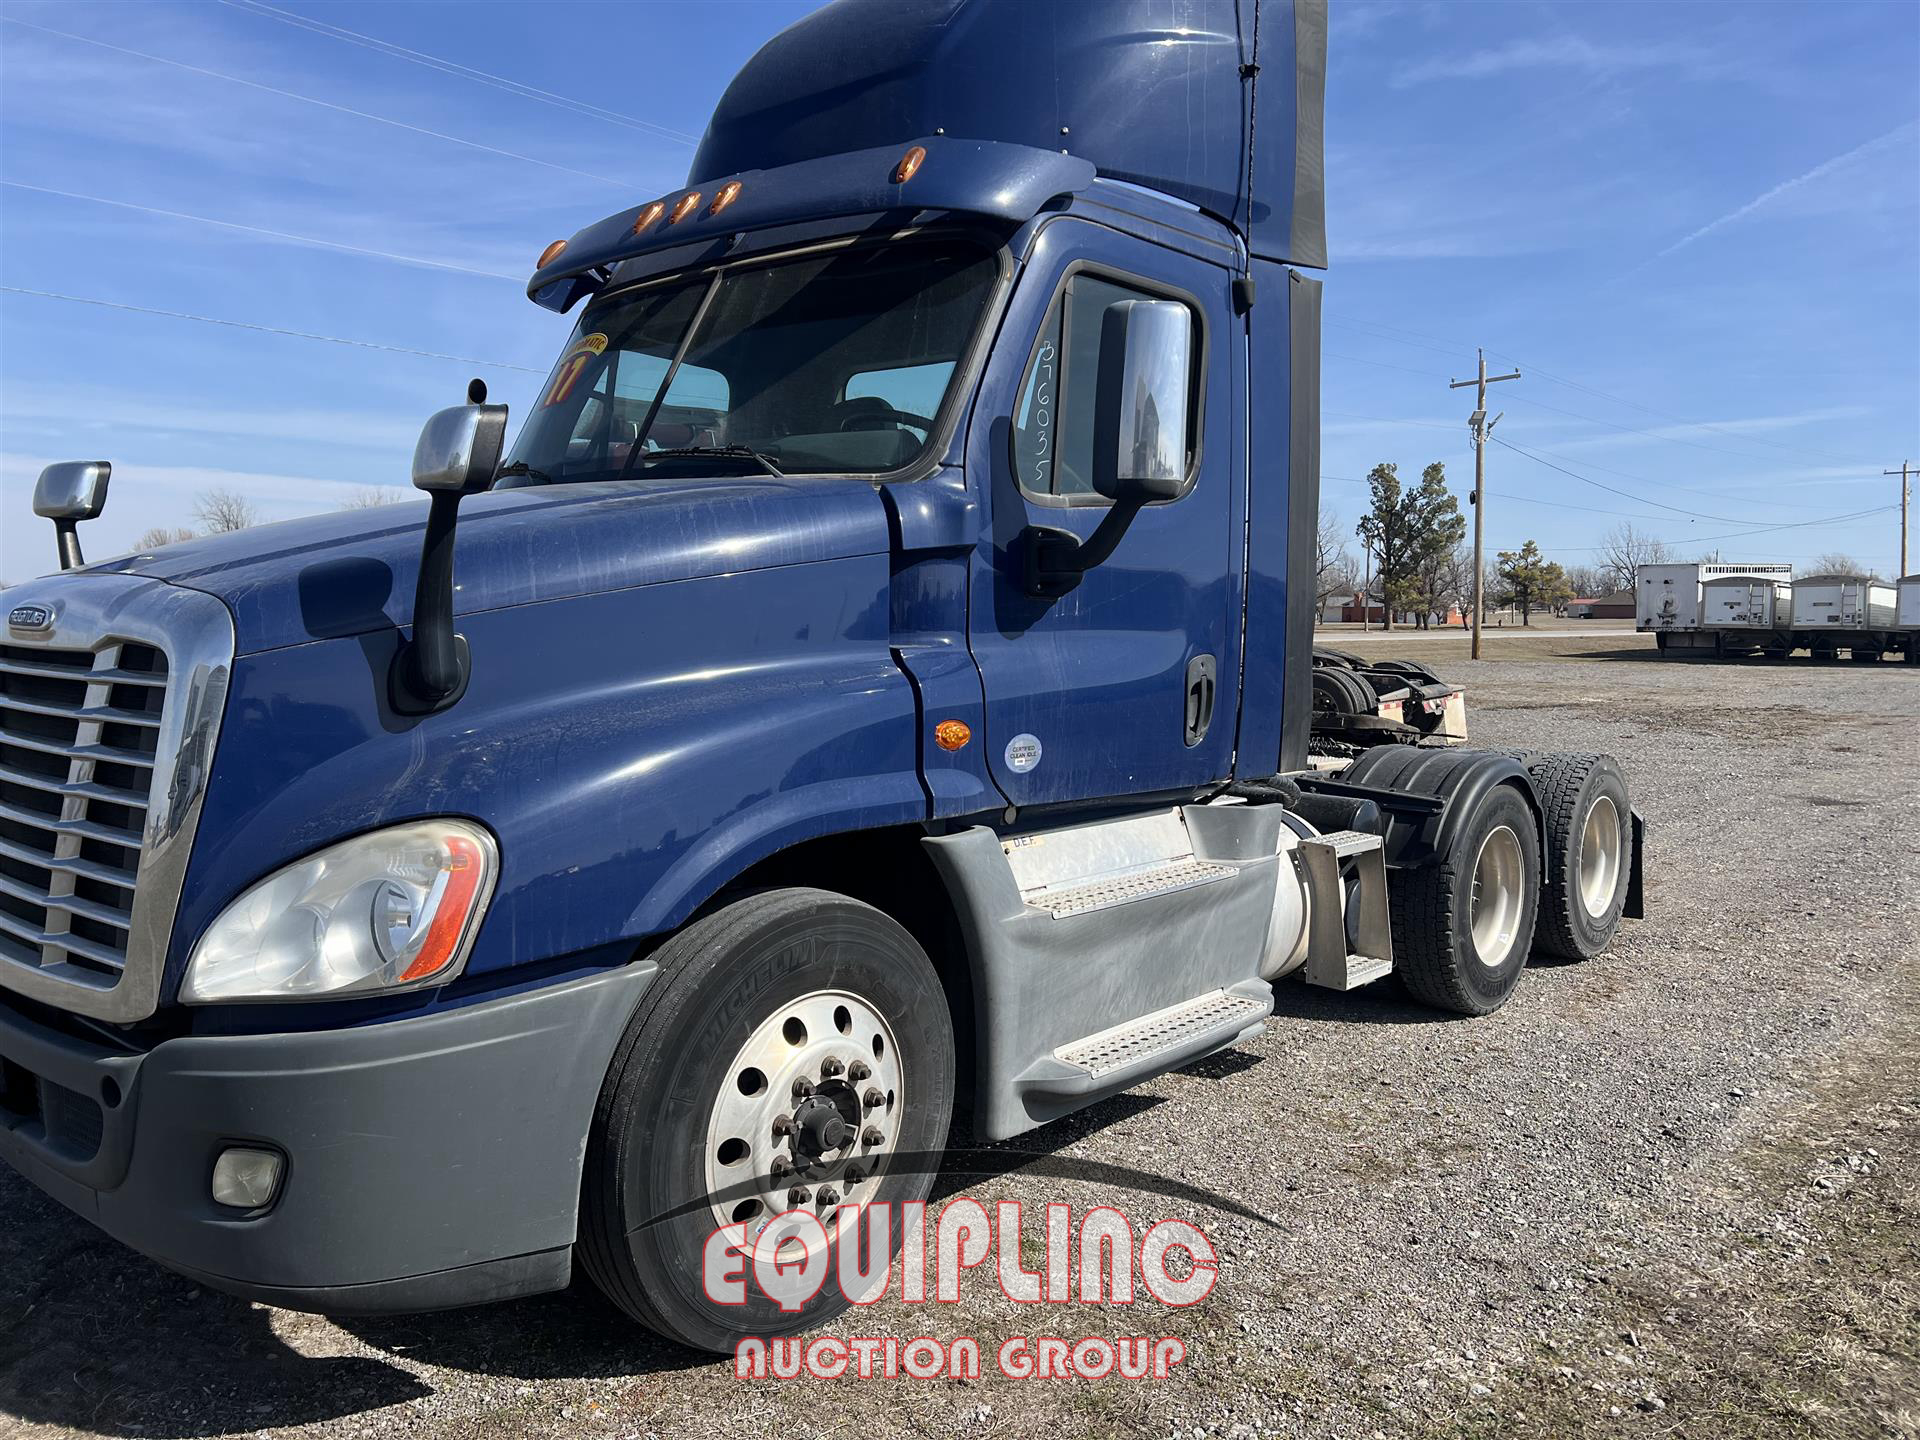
1 0 1915 584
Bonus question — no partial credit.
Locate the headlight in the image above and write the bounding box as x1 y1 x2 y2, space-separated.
180 820 498 1003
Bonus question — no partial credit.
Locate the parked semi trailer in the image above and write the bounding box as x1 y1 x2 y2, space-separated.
1701 574 1794 657
1900 575 1920 663
0 0 1646 1352
1791 575 1898 662
1638 561 1793 653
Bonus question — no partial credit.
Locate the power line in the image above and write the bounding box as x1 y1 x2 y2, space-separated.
218 0 699 146
1 181 521 281
5 17 637 191
1493 433 1818 525
0 286 544 372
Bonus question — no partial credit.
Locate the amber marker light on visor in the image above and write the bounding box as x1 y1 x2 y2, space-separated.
935 719 971 752
668 192 703 224
708 181 742 216
537 238 569 268
632 200 666 235
894 145 928 184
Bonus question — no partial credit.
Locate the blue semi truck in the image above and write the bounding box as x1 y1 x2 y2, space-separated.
0 0 1642 1352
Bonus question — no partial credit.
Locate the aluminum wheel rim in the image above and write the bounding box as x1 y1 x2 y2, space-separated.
1469 824 1525 968
703 988 903 1254
1578 794 1622 919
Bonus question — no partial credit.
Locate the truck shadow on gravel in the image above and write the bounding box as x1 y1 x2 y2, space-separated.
1 1090 1193 1436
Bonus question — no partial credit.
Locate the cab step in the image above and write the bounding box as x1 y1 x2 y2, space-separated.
1016 983 1273 1101
1297 829 1395 991
1026 857 1236 918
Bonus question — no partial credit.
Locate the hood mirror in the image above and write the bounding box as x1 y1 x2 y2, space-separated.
34 461 112 570
392 387 509 715
411 402 509 496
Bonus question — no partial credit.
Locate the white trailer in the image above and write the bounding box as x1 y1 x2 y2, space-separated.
1791 576 1897 661
1701 575 1791 629
1899 576 1920 664
1637 562 1793 653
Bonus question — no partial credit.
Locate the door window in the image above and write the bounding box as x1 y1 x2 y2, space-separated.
1011 273 1199 500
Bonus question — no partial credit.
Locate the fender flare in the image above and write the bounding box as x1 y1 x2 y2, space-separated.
1297 746 1543 873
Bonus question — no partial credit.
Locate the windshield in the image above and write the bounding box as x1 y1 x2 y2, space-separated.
499 239 998 484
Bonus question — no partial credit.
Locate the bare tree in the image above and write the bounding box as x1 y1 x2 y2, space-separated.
1562 562 1607 599
193 489 258 534
1807 552 1870 578
1597 522 1676 590
136 526 196 550
1314 514 1357 615
341 487 404 510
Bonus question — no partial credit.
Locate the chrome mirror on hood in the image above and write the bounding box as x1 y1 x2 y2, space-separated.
33 460 112 570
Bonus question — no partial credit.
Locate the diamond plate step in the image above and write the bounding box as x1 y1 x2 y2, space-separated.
1055 990 1268 1079
1027 858 1237 919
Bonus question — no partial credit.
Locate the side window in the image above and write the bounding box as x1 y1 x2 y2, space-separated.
1011 273 1198 499
844 362 952 430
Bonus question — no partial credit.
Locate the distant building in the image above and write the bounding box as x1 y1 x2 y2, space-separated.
1568 589 1635 619
1321 589 1465 626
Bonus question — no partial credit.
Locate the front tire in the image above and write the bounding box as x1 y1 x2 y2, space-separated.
579 889 954 1352
1389 784 1541 1015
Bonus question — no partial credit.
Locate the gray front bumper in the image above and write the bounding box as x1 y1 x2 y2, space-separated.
0 963 653 1314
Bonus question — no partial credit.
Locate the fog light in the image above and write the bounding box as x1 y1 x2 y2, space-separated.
211 1146 283 1210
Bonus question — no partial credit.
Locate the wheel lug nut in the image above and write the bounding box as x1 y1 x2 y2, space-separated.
820 1056 843 1078
848 1060 871 1082
788 1186 810 1207
844 1165 865 1184
792 1077 814 1099
862 1125 884 1146
769 1155 792 1177
770 1113 794 1137
862 1087 885 1109
817 1186 839 1206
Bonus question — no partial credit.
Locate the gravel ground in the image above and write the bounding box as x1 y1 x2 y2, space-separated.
3 646 1916 1440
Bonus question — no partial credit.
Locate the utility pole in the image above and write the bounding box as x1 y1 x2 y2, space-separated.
1361 536 1373 631
1885 461 1913 577
1450 349 1521 658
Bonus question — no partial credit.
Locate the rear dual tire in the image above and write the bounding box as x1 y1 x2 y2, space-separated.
1527 752 1631 961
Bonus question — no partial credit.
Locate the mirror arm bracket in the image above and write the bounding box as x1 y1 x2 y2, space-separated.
1022 500 1143 597
53 519 84 571
389 490 472 715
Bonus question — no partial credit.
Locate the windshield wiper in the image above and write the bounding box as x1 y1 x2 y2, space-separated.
493 460 553 484
636 444 785 478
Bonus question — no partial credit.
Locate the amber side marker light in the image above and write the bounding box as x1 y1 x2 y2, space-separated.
894 145 927 185
667 192 703 224
935 719 971 752
537 238 569 268
708 181 742 216
631 200 666 235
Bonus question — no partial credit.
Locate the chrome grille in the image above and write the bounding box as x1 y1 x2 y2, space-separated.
0 640 167 978
0 575 233 1024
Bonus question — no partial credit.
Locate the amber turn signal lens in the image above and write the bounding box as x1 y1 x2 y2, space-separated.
631 200 666 235
934 719 971 752
537 238 568 268
893 145 927 185
668 192 703 224
708 181 742 216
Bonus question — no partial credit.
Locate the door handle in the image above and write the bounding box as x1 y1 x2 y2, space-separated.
1184 654 1217 747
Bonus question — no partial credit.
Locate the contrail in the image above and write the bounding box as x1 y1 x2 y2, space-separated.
1652 119 1918 262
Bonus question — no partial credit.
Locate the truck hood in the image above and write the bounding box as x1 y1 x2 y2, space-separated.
85 477 891 655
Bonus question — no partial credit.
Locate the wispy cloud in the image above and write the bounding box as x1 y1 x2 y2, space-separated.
1390 35 1726 89
1649 120 1920 262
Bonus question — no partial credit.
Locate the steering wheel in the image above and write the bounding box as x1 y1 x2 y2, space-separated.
838 404 934 433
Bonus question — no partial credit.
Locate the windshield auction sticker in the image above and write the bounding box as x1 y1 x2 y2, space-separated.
710 1200 1215 1379
541 332 608 408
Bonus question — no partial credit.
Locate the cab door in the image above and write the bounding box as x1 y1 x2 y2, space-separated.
965 218 1240 808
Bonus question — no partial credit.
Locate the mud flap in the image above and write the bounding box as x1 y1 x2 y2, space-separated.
1625 808 1648 919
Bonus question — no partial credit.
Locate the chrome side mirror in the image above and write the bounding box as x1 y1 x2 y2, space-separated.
34 461 112 570
394 395 509 715
1090 299 1191 503
411 404 509 495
